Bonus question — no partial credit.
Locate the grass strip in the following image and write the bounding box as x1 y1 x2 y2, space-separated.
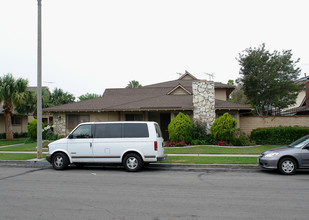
160 156 258 164
0 138 27 146
164 145 282 155
0 153 38 160
0 143 48 152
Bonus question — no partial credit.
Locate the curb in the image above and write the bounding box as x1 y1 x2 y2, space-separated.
0 160 259 171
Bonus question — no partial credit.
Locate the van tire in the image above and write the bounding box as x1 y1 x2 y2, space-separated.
123 153 143 172
52 152 69 170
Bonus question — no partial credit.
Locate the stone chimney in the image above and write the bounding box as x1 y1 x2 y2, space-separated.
192 80 215 134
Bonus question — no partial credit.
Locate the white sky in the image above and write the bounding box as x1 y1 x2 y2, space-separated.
1 0 308 99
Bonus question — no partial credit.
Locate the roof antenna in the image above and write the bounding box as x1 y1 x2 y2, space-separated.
204 72 215 81
176 72 182 77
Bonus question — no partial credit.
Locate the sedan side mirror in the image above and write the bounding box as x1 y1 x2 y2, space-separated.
68 134 74 139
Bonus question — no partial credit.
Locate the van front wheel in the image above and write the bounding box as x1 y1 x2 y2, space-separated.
52 152 69 170
123 153 142 172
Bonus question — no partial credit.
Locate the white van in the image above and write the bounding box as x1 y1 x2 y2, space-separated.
46 121 167 171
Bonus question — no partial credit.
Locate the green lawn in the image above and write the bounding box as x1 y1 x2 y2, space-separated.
0 142 48 152
161 156 258 164
164 145 283 155
0 138 27 146
0 153 38 160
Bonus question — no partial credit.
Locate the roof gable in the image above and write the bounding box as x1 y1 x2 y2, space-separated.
167 84 192 95
178 71 197 80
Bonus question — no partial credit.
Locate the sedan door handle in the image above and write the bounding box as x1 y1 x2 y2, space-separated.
90 143 92 148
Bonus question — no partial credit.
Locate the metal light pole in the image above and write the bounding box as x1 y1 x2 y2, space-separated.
37 0 42 159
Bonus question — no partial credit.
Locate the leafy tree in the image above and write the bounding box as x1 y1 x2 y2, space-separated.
16 88 52 115
50 88 75 106
229 81 249 105
227 79 234 85
126 80 142 88
210 113 237 142
0 73 28 140
78 93 102 101
168 112 193 143
237 43 302 115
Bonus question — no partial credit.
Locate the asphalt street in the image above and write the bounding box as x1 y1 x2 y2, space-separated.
0 165 309 220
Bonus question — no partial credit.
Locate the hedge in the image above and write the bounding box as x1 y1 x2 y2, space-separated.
251 126 309 145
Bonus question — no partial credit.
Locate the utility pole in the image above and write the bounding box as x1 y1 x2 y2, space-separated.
37 0 42 159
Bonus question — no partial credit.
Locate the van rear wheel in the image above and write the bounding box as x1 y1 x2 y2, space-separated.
123 153 142 172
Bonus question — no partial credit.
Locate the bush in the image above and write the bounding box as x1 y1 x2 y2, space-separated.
168 112 193 144
192 135 216 145
27 119 45 139
210 113 237 142
231 129 253 146
192 121 208 140
0 133 6 139
251 126 309 145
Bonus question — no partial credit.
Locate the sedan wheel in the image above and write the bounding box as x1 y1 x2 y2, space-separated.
279 158 296 175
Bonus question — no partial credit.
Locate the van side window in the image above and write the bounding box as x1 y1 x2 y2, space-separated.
154 124 162 138
123 123 149 138
72 125 92 139
94 124 122 138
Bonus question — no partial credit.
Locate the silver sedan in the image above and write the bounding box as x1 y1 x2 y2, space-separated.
259 135 309 174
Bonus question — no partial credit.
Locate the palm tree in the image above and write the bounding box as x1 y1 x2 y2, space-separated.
126 80 142 88
0 74 28 140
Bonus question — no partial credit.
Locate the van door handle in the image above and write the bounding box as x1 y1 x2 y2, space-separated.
90 143 92 148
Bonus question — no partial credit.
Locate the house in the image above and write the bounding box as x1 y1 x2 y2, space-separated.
0 86 53 135
279 75 309 116
43 71 253 140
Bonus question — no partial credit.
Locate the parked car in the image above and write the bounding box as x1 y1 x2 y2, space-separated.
259 135 309 174
46 121 167 172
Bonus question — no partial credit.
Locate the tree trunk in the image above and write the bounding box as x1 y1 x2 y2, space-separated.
4 112 13 140
3 102 14 141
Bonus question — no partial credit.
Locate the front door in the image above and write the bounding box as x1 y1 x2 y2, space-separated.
160 113 171 141
67 124 93 162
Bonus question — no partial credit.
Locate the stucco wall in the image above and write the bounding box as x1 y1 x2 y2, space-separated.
0 115 28 134
240 116 309 136
215 89 227 101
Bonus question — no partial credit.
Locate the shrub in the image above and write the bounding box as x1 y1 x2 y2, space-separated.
251 126 309 145
192 135 216 145
231 129 253 146
27 119 45 139
168 112 193 144
210 113 237 142
192 121 208 140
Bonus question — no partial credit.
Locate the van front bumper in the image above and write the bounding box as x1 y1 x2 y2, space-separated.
46 154 52 163
157 154 167 161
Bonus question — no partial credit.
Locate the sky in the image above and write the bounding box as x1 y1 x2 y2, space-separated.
1 0 308 99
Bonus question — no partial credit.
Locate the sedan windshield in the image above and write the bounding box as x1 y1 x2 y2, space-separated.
289 135 309 148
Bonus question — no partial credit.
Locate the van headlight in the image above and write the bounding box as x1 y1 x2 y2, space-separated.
264 153 279 158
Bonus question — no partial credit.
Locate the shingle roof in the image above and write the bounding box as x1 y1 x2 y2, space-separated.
43 76 251 112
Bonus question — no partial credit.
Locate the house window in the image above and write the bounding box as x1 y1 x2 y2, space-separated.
67 114 90 129
12 116 22 125
125 114 143 121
